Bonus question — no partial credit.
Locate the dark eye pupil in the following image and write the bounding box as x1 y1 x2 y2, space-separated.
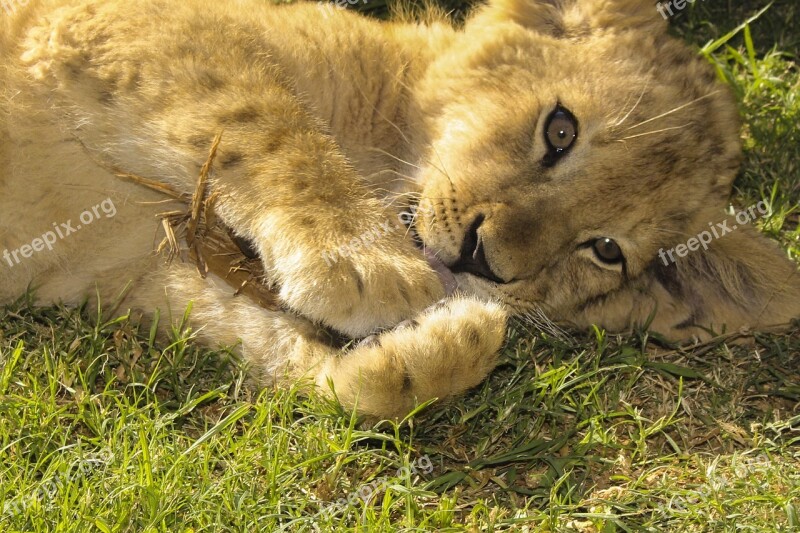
594 238 623 263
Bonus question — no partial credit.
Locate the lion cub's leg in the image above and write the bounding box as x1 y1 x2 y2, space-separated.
91 87 444 339
133 263 506 418
126 262 331 381
314 297 509 419
194 93 445 338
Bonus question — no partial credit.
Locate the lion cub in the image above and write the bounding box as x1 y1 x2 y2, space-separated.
1 0 798 418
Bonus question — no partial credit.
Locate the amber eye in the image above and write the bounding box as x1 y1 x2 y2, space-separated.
543 105 578 166
592 238 624 264
546 111 577 150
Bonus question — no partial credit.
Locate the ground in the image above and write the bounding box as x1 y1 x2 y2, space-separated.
1 0 798 531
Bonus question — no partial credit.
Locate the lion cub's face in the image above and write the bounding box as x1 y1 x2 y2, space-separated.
413 0 799 337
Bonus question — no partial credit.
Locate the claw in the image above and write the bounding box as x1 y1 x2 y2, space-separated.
356 334 381 349
427 298 450 314
396 319 419 330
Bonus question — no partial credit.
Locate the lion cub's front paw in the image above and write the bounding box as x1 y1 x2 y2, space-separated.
275 238 445 338
317 296 509 419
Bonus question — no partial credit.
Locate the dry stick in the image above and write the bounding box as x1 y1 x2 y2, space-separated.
187 131 223 249
185 133 223 278
115 134 281 312
116 172 188 201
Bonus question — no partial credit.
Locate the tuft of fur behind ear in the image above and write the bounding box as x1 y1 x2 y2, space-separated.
475 0 668 38
645 220 800 339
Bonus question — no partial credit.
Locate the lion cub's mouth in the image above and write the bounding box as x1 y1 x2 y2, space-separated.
408 223 459 296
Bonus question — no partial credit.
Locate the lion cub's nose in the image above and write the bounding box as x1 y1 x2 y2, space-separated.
450 214 505 283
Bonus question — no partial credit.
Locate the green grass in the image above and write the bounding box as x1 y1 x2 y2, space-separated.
2 2 799 531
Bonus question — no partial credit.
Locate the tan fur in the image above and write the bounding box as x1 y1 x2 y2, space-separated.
1 0 798 418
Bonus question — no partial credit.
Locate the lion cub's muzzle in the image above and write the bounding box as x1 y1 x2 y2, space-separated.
449 214 506 284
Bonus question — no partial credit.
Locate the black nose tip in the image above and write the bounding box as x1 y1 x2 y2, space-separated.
450 214 505 283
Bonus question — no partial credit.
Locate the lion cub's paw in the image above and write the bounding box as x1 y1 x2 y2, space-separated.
318 296 509 419
276 240 445 338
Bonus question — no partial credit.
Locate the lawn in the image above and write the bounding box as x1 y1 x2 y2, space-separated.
1 1 799 531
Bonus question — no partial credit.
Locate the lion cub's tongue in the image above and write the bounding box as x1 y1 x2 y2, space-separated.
424 249 458 296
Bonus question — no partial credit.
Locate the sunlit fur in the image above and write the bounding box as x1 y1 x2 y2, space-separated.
1 0 798 418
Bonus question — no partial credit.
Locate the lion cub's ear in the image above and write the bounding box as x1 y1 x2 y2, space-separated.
477 0 668 38
641 217 800 339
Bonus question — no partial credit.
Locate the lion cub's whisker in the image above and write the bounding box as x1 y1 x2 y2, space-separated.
366 147 424 170
612 78 650 127
624 92 719 131
617 123 691 141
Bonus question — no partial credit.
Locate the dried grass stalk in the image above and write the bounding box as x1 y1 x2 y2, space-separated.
117 132 280 312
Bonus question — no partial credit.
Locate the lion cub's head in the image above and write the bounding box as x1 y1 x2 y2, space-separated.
411 0 800 340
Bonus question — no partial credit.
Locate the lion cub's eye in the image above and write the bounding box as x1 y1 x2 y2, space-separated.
543 105 578 167
592 238 624 264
